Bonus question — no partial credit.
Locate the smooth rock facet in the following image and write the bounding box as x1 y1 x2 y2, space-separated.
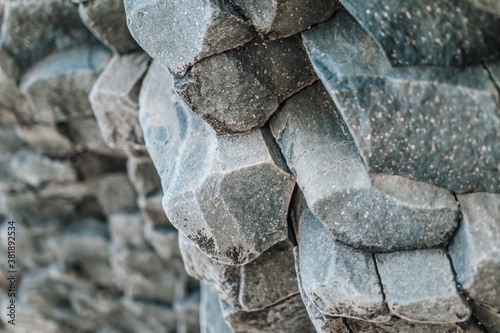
200 283 234 333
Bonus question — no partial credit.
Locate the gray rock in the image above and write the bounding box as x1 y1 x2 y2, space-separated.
14 124 73 157
127 156 161 197
73 151 128 179
61 118 120 156
179 233 298 311
472 303 500 333
79 0 138 54
90 52 150 151
294 247 350 333
345 318 474 333
122 299 179 333
20 46 111 124
124 0 254 76
302 9 500 194
221 294 316 333
140 62 295 265
144 225 180 260
485 59 500 89
340 0 500 66
174 35 318 134
0 66 31 125
297 204 389 322
95 173 138 215
10 151 77 187
138 191 170 228
200 283 234 333
466 0 500 15
375 249 471 323
174 291 201 333
271 81 459 252
231 0 341 40
449 193 500 311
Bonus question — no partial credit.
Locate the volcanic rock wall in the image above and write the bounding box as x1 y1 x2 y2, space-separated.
0 0 499 333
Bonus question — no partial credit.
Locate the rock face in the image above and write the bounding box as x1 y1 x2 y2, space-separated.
200 284 234 333
271 82 459 252
139 62 295 265
449 193 500 311
340 0 500 67
345 318 475 333
124 0 254 76
174 35 318 135
375 249 471 323
302 9 500 194
90 52 150 151
471 303 500 333
230 0 341 40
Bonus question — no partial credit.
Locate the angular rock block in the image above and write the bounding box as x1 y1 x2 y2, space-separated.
271 81 459 252
221 294 316 333
340 0 500 67
174 35 318 134
297 204 390 322
179 233 298 311
0 66 31 124
174 292 202 333
73 151 127 179
79 0 138 54
231 0 341 40
138 191 170 228
144 225 181 260
0 0 96 80
200 283 234 333
139 62 295 265
302 9 500 194
126 156 161 197
375 249 471 323
90 52 150 151
61 118 119 155
14 124 73 157
472 303 500 333
122 299 179 333
449 193 500 311
124 0 254 76
95 173 138 215
345 318 477 333
20 46 111 124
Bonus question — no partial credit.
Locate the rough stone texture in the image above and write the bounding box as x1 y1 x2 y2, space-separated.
61 118 120 156
472 303 500 333
124 0 254 76
174 35 318 134
90 52 150 151
271 81 460 252
140 62 295 265
340 0 500 67
14 124 73 157
95 173 138 215
345 318 480 333
0 67 31 124
138 191 170 228
179 233 298 311
126 156 162 198
376 249 471 323
466 0 500 15
20 46 111 124
485 59 500 90
230 0 341 40
200 283 234 333
449 193 500 311
79 0 139 54
297 203 390 322
221 294 316 333
302 9 500 194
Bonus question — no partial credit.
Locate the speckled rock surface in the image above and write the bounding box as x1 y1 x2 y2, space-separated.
174 35 318 134
471 303 500 333
302 9 500 194
376 249 471 323
345 317 479 333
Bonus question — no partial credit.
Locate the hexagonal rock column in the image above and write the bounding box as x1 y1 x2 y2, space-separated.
296 203 390 322
340 0 500 67
174 35 318 135
449 193 500 311
89 52 151 152
139 62 295 265
271 82 459 252
375 249 471 323
230 0 341 40
20 46 111 124
78 0 139 54
200 283 234 333
302 9 500 194
179 233 298 311
124 0 254 76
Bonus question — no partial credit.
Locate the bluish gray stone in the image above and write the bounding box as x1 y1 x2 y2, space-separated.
200 283 234 333
14 125 73 157
139 62 295 265
449 193 500 311
95 173 138 215
376 249 471 323
138 191 170 228
127 156 161 198
302 9 500 194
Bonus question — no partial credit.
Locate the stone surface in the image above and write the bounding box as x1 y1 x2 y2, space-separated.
221 294 316 333
14 124 73 157
79 0 138 54
340 0 500 66
90 52 150 151
20 46 111 124
472 303 500 333
95 173 138 215
138 191 170 228
466 0 500 15
231 0 341 40
302 9 500 194
127 156 161 197
140 62 295 265
179 233 298 311
0 66 31 124
297 204 389 322
124 0 254 76
144 225 180 260
174 35 318 134
485 59 500 89
271 81 460 252
449 193 500 311
345 318 476 333
376 249 471 323
200 283 234 333
61 118 119 155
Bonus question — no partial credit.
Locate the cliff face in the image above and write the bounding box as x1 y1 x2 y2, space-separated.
0 1 499 333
